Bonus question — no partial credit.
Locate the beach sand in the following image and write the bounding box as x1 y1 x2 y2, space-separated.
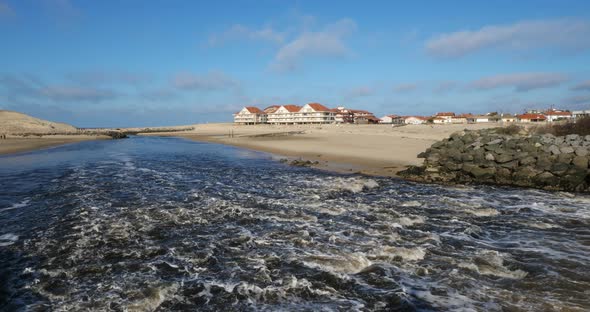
0 135 110 155
144 123 502 176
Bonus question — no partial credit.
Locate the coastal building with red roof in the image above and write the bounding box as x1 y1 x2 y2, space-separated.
267 104 302 124
517 113 547 123
544 109 572 122
296 103 336 124
233 106 266 124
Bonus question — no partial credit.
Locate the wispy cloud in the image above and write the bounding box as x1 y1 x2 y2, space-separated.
571 80 590 91
40 86 118 102
271 18 357 72
426 18 590 58
172 71 239 91
393 83 418 93
0 1 14 18
208 24 285 47
563 94 590 105
469 72 568 92
0 74 120 103
66 71 151 86
433 81 458 94
344 86 374 98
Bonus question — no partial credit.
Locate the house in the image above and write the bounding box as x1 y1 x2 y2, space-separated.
404 116 428 125
451 114 472 124
263 105 280 114
351 109 378 124
573 110 590 119
234 106 266 124
267 105 301 124
334 107 354 123
517 113 546 123
355 115 381 124
296 103 336 124
544 109 572 122
380 115 399 124
501 114 516 123
435 112 455 123
433 117 447 124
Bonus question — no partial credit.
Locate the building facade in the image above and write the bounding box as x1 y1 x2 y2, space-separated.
233 107 266 124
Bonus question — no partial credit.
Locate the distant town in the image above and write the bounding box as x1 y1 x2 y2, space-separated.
234 103 590 125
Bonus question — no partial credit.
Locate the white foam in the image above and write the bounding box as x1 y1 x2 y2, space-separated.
459 250 527 279
0 233 18 246
301 252 372 274
465 208 500 217
373 246 426 261
0 199 30 212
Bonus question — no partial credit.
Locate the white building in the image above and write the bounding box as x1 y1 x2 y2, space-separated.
296 103 336 124
267 105 301 124
234 107 266 124
573 110 590 119
544 109 572 122
404 116 428 125
380 115 398 124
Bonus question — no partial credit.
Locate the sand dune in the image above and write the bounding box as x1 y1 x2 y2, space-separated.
0 110 77 134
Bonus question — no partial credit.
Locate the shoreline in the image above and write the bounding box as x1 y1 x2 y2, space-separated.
0 135 110 156
141 123 503 177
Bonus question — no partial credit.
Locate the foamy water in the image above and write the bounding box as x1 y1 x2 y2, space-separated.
0 136 589 311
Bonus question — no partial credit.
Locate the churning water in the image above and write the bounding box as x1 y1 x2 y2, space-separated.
0 136 589 311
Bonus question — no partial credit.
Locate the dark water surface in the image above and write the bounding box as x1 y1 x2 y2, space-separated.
0 136 589 311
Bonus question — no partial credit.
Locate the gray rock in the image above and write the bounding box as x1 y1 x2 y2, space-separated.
495 154 514 163
513 166 539 183
566 134 580 141
536 156 553 171
572 156 588 169
499 160 519 170
486 139 503 146
519 156 536 166
485 153 495 161
554 137 565 145
540 134 555 144
534 142 542 148
548 145 561 155
557 153 574 164
534 171 555 185
551 162 570 176
575 147 588 157
560 146 575 154
445 162 463 171
469 166 496 178
585 135 590 141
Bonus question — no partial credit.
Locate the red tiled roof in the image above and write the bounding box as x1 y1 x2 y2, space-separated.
282 105 301 112
307 103 331 112
350 109 372 114
245 106 263 114
263 105 280 113
517 113 546 120
436 112 455 117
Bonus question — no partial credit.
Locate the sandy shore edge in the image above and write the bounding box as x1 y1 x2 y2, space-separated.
0 135 110 156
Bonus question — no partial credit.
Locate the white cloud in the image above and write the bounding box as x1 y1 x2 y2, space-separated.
271 18 357 71
571 80 590 91
469 72 568 92
426 19 590 58
208 24 285 47
393 83 417 93
41 86 118 102
433 81 458 94
173 71 239 91
345 86 374 98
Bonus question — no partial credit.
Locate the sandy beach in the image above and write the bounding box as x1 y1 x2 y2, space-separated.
144 123 503 176
0 135 110 155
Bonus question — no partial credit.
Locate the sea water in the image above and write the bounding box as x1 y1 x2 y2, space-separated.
0 136 589 311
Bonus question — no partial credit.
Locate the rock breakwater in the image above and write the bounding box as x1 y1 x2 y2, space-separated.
400 128 590 193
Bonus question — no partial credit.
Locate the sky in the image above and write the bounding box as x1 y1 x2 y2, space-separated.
1 0 590 127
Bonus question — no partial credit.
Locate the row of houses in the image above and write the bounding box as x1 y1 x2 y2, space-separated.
234 103 380 124
379 109 585 125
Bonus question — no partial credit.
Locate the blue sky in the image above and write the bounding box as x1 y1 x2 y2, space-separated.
1 0 590 127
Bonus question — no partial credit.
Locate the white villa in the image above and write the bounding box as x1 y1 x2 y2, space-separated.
233 107 266 124
544 109 572 122
295 103 336 124
267 105 301 124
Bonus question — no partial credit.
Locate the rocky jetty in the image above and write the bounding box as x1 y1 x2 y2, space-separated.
400 128 590 193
